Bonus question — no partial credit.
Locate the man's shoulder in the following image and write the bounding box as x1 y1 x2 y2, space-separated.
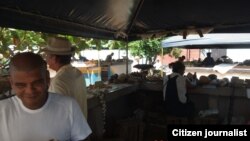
0 96 16 110
0 98 9 106
48 93 81 114
49 92 75 102
56 65 81 77
48 93 79 110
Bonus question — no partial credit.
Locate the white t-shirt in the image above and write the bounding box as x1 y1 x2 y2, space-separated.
0 93 92 141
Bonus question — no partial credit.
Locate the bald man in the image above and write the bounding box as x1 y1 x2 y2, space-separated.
0 52 91 141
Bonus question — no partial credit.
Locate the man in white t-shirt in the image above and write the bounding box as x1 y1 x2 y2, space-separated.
0 52 92 141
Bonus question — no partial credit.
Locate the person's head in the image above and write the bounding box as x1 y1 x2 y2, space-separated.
172 61 185 75
168 62 174 68
207 52 211 57
111 52 114 56
178 55 185 62
43 37 75 71
9 52 50 110
181 55 185 60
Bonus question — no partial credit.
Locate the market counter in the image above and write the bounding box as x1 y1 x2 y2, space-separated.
137 82 250 123
188 86 250 123
188 87 247 97
87 84 138 140
87 84 138 109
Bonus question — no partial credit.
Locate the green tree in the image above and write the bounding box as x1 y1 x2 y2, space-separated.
0 28 47 68
128 38 182 64
0 27 182 68
0 28 47 55
105 40 127 49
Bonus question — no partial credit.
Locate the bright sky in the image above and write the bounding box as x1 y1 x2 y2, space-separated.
162 34 250 62
227 49 250 62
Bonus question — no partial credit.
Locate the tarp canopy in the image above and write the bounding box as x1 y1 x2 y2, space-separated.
1 0 250 41
162 34 250 49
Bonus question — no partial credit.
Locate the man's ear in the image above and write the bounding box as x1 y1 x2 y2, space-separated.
8 76 13 88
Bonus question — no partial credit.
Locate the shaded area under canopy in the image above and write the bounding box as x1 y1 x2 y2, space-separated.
1 0 250 41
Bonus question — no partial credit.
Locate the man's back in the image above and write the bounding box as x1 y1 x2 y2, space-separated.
49 64 88 118
202 57 215 67
105 53 114 62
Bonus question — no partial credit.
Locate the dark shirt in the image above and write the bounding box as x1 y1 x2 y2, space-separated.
105 54 113 62
164 75 195 117
202 57 215 67
79 56 88 62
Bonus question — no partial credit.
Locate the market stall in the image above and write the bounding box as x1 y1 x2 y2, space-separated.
73 60 133 86
2 1 250 141
84 79 250 140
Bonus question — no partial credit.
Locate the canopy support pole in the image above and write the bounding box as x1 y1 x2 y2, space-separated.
126 41 129 75
126 0 145 34
161 47 163 77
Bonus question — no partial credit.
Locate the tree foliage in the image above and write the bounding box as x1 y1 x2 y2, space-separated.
128 38 182 64
0 27 182 67
0 28 47 68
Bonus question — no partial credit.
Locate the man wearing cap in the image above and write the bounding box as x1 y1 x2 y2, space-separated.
43 37 88 118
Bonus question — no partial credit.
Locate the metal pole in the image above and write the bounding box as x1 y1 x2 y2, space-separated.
161 47 163 77
126 41 128 75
